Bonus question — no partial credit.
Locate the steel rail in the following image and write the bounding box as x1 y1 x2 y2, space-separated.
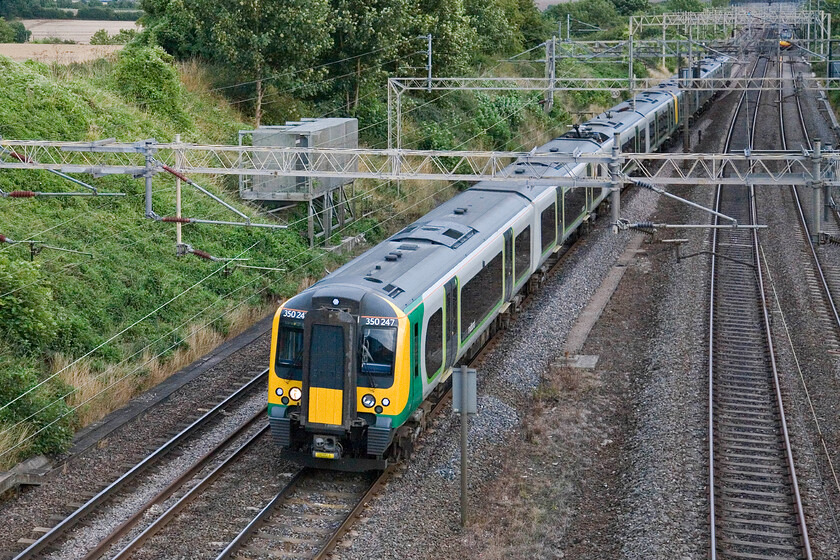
12 368 269 560
214 468 310 559
111 424 270 560
763 68 813 558
709 46 812 560
80 408 267 560
785 64 840 333
708 50 762 560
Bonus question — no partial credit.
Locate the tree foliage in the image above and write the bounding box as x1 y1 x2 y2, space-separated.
0 17 30 43
611 0 650 16
544 0 622 36
665 0 706 12
140 0 552 122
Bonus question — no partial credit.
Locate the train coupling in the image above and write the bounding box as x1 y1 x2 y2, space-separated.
312 435 343 460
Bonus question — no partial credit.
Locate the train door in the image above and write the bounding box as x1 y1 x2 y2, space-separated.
444 277 459 369
301 308 356 429
503 229 513 301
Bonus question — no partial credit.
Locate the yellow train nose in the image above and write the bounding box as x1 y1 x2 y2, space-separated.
308 387 343 425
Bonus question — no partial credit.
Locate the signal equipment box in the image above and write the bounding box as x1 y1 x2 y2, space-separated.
238 118 358 200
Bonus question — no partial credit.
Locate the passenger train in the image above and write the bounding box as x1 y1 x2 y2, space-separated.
268 55 732 471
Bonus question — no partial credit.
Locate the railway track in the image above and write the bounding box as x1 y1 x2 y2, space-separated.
12 369 270 560
781 55 840 346
708 50 812 559
211 226 585 560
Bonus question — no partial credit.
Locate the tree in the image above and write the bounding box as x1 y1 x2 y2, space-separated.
141 0 333 126
611 0 650 16
544 0 622 38
0 17 29 42
665 0 706 12
325 0 415 111
465 0 523 55
413 0 477 74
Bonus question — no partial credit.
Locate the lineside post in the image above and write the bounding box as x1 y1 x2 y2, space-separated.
683 25 693 157
611 133 621 233
629 17 635 106
175 133 183 252
453 365 477 528
544 37 556 113
812 138 822 242
143 140 155 218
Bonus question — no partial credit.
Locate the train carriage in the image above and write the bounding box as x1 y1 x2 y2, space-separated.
268 55 731 471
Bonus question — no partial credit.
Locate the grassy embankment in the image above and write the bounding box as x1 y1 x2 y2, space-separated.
0 46 636 468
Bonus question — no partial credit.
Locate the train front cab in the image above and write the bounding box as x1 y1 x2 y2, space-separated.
268 287 411 471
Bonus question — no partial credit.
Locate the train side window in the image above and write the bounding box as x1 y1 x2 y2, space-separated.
564 187 586 232
425 308 443 378
276 323 303 381
515 226 531 282
413 323 419 377
541 203 556 253
460 252 503 342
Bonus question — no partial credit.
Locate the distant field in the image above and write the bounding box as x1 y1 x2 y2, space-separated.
0 43 123 63
21 19 142 44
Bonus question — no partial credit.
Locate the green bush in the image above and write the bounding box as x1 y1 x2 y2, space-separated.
113 45 188 126
418 121 456 151
90 28 138 45
0 255 58 355
0 358 74 457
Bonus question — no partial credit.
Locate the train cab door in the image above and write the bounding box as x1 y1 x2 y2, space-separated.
503 230 513 301
443 277 459 370
300 308 357 430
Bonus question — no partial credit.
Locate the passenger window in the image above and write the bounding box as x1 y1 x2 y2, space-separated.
564 187 586 232
541 203 556 252
359 326 396 387
515 226 531 282
460 252 503 342
425 308 443 378
276 324 303 380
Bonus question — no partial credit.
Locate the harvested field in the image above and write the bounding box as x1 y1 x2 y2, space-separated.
21 19 141 44
0 43 122 63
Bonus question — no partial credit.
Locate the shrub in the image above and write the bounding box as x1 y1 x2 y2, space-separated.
0 255 57 355
90 28 138 45
113 45 189 126
0 358 75 460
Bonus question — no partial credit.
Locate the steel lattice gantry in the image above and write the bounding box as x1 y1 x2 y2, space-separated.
2 138 839 187
2 138 838 243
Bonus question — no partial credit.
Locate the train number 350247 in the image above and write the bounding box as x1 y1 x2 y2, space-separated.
362 316 397 327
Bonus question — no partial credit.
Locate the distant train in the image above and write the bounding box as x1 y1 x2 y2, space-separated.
267 55 732 471
780 27 793 49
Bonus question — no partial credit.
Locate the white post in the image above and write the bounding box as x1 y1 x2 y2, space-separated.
175 133 183 250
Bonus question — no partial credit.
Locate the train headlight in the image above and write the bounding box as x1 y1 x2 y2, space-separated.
289 387 302 401
382 398 390 407
362 394 376 408
275 387 283 397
